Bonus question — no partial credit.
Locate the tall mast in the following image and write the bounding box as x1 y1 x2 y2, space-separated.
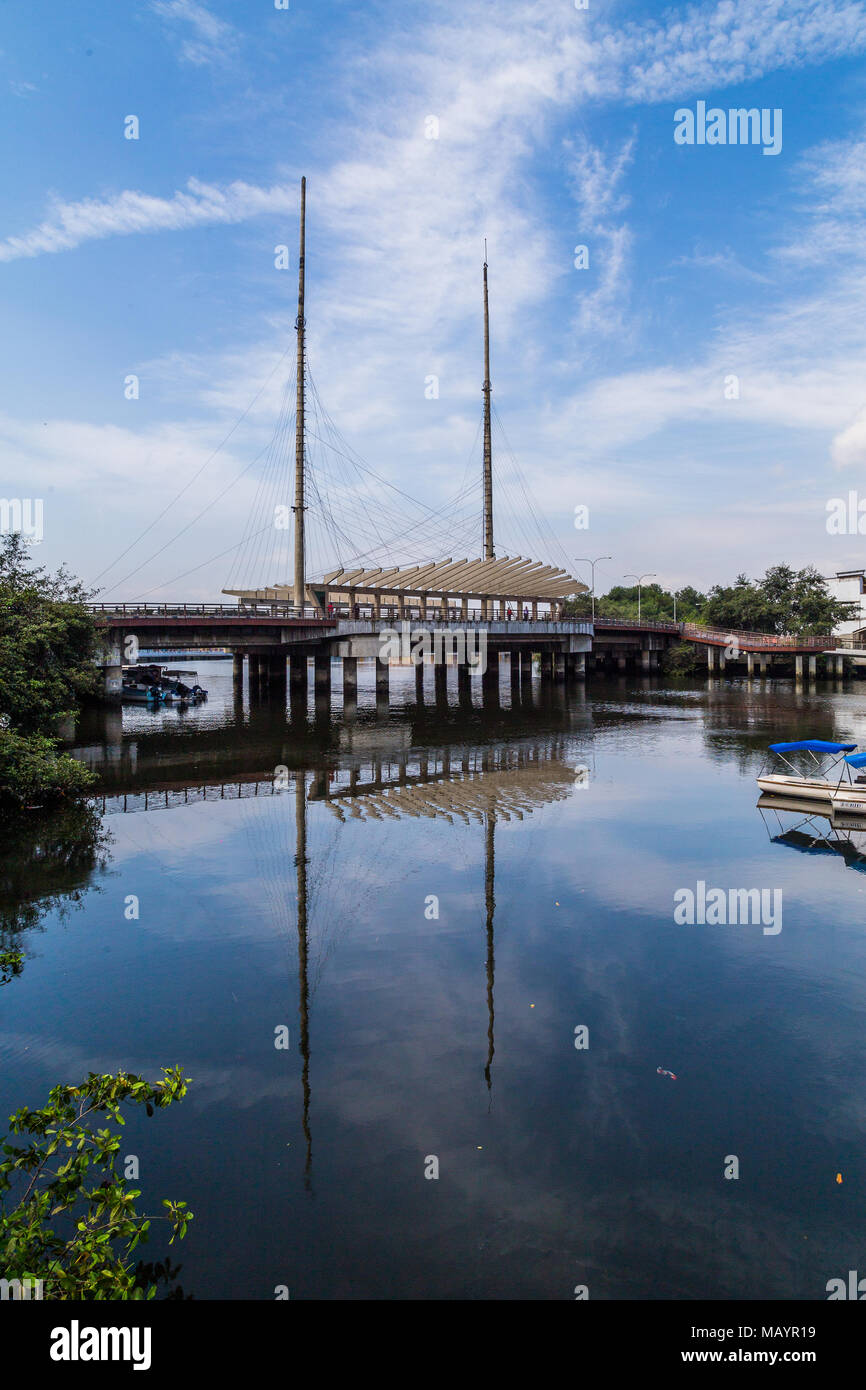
293 176 306 612
482 247 494 560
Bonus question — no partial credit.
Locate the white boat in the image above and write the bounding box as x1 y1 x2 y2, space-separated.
756 740 857 803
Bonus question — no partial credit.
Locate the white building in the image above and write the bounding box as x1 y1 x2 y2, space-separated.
829 569 866 645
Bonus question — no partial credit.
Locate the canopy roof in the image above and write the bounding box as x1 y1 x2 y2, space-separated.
845 752 866 768
768 740 857 754
224 556 586 603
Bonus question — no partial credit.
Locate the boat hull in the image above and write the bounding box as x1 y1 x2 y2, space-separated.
756 773 836 803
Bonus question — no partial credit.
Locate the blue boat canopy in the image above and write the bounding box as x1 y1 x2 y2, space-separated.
845 752 866 768
768 740 857 754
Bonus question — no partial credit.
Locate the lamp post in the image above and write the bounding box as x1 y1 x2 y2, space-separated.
575 556 611 622
624 572 656 623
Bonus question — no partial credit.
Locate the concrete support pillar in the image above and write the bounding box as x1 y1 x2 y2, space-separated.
707 645 716 672
718 653 726 671
531 600 538 621
376 657 390 698
617 655 627 672
289 653 307 689
836 654 844 677
267 652 287 694
482 654 499 701
342 656 358 696
808 655 817 678
521 651 533 684
457 662 471 704
570 652 586 680
510 651 521 688
794 654 804 682
415 659 425 703
746 652 755 677
233 653 244 687
540 650 553 681
554 651 566 682
641 647 651 673
314 652 331 693
434 662 447 703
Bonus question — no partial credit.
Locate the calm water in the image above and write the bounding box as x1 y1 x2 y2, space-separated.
3 661 866 1300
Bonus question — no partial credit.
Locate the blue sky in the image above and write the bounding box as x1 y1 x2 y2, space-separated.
3 0 866 600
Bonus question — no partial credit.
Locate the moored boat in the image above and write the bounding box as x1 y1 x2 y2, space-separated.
756 740 857 803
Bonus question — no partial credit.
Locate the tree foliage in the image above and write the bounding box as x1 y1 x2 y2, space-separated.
0 535 99 813
702 564 854 635
0 1068 192 1299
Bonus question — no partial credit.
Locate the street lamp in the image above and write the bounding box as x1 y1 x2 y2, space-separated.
574 556 611 622
624 572 656 623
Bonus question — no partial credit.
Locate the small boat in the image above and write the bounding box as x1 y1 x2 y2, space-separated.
756 740 857 803
125 664 208 704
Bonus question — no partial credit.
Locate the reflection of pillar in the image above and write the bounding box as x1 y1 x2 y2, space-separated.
295 774 312 1187
484 810 495 1094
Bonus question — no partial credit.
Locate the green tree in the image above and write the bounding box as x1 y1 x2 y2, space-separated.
0 535 99 813
0 1068 192 1299
702 565 854 635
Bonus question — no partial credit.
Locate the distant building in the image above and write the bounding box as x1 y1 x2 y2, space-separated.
829 569 866 644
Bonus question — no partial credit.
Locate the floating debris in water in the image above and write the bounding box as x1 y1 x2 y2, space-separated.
657 1067 677 1080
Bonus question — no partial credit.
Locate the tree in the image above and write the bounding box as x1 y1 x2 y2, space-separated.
0 535 99 813
702 565 854 635
0 1068 192 1299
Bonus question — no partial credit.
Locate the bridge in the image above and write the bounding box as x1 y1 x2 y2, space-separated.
87 179 844 701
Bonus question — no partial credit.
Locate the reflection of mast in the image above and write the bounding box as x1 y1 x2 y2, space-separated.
483 809 495 1095
295 772 312 1186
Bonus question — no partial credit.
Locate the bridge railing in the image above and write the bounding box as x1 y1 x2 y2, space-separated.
681 623 830 650
593 617 681 632
88 602 324 619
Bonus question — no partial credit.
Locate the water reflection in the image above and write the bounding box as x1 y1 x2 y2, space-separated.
5 664 866 1298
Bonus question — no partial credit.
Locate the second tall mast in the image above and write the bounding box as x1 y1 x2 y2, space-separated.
293 176 306 611
482 251 495 561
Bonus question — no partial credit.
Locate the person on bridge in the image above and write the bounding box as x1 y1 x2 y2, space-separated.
507 606 513 621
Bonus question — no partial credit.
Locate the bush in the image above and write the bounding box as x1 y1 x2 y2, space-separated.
0 729 95 814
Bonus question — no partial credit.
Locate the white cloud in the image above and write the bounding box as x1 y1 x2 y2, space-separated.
150 0 237 67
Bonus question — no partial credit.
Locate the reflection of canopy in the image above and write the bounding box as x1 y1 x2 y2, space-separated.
768 740 856 754
313 747 580 825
